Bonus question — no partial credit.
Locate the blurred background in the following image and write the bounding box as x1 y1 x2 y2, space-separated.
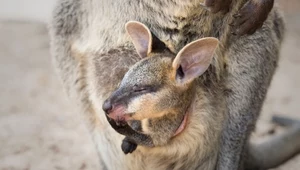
0 0 299 169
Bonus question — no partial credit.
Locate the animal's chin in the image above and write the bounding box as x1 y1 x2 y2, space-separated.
126 111 189 138
111 110 189 146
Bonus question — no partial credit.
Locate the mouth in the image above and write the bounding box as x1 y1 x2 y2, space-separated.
107 105 131 126
107 104 190 139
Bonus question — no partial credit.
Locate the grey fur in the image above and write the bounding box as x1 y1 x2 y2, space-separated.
49 0 299 170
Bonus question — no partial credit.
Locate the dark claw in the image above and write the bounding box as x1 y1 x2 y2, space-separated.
121 138 138 154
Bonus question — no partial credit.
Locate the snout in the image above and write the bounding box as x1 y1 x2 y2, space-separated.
102 99 130 125
102 99 113 113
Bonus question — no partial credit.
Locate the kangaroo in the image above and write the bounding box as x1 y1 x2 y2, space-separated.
49 0 284 169
99 21 226 169
102 22 225 156
99 21 300 170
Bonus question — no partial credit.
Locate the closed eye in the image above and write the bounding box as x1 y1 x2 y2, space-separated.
132 85 153 94
133 87 148 93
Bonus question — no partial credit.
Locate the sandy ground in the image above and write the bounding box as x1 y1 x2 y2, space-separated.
0 1 299 170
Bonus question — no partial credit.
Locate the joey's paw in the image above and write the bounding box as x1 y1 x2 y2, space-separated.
200 0 232 14
230 0 274 36
121 138 138 154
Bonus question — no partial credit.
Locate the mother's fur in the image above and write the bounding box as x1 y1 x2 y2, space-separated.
49 0 292 170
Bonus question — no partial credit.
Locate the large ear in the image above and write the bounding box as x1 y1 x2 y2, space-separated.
125 21 152 58
172 37 219 85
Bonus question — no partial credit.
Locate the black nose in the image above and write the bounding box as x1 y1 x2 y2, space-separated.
102 99 113 113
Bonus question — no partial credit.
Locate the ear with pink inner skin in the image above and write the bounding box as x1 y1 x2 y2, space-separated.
172 37 219 85
125 21 153 58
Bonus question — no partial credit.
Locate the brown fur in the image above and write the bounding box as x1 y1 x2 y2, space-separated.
48 0 297 169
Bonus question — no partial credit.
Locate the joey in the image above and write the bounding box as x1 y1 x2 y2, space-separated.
103 21 219 154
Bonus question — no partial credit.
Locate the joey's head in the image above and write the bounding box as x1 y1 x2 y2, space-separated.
103 21 219 147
